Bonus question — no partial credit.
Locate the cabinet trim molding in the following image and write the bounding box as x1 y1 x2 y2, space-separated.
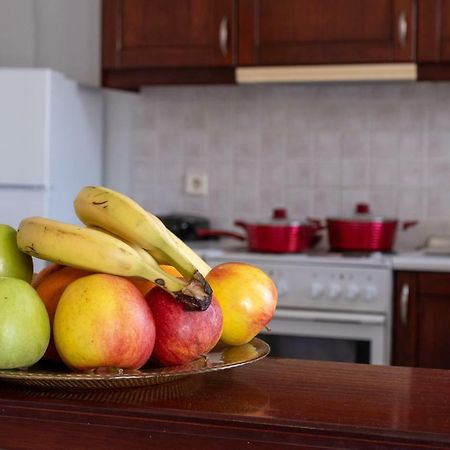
236 63 417 84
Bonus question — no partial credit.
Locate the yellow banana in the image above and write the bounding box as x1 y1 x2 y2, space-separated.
73 185 212 285
17 217 210 310
166 228 211 277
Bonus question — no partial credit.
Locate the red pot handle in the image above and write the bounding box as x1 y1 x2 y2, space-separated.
306 218 326 231
196 228 246 241
234 220 248 230
402 220 418 230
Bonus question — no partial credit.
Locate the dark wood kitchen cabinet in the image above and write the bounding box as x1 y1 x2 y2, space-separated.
103 0 418 88
102 0 237 88
238 0 416 66
393 271 450 369
417 0 450 79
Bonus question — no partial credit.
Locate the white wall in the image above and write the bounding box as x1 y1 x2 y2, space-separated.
129 82 450 251
103 89 139 197
0 0 100 86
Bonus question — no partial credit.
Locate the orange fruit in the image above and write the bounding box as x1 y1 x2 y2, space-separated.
32 263 63 289
35 265 92 361
129 265 183 296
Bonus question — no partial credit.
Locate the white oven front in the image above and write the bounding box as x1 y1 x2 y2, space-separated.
200 249 393 366
260 308 389 365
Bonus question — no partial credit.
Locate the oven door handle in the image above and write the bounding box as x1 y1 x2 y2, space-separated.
274 309 386 325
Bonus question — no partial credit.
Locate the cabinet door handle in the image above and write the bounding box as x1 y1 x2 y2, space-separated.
398 11 408 48
400 283 409 326
219 16 228 56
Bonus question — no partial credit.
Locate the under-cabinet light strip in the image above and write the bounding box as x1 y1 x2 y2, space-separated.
236 63 417 83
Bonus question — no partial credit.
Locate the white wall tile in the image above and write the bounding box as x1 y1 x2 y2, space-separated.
313 189 341 216
342 160 368 187
427 132 450 159
427 189 450 219
397 189 426 219
369 159 398 187
370 131 400 158
286 187 314 218
313 161 341 187
397 160 425 186
427 160 450 187
129 83 450 249
341 189 370 215
287 160 313 187
369 189 398 216
340 131 369 159
314 132 341 159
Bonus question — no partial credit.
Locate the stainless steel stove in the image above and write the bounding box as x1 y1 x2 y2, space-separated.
195 244 393 365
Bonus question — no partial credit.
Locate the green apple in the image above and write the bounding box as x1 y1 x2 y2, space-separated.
0 224 33 283
0 277 50 369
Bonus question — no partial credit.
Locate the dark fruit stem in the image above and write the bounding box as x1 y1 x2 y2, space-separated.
176 271 213 311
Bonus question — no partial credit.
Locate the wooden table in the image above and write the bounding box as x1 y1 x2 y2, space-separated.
0 358 449 449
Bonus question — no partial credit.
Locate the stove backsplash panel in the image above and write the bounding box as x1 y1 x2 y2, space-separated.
129 83 450 251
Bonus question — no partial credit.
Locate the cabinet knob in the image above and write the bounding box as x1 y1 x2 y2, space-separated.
400 283 409 326
398 11 408 48
219 16 228 56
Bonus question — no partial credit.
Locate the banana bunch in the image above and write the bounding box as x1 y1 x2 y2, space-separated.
74 186 211 279
17 187 214 311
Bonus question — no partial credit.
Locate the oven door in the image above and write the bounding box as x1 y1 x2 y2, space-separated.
259 309 390 365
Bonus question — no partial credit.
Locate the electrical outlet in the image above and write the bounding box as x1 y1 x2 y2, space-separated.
185 172 208 195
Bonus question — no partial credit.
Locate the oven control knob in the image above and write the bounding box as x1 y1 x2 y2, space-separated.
327 283 341 299
346 284 360 300
364 285 377 301
275 278 289 298
310 282 324 299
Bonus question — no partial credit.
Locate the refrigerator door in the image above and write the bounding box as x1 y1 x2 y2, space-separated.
0 69 49 186
0 188 47 228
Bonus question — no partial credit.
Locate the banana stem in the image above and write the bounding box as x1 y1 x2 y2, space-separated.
177 276 213 311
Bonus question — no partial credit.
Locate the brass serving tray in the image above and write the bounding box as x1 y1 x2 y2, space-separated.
0 338 269 390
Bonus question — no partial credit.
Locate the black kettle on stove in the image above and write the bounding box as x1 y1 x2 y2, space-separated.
158 214 213 241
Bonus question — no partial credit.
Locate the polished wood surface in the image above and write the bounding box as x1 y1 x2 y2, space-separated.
102 0 237 87
0 358 449 449
238 0 415 66
393 271 450 370
103 0 236 69
417 0 450 80
418 62 450 80
393 271 419 367
418 0 450 62
102 67 236 89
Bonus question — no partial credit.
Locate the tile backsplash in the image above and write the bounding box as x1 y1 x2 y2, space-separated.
130 82 450 250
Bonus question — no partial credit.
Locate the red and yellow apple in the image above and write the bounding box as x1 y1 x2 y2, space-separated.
206 262 277 346
146 286 223 366
35 265 92 361
53 274 156 371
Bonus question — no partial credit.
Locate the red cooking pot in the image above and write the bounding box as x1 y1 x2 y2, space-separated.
197 208 322 253
326 203 417 252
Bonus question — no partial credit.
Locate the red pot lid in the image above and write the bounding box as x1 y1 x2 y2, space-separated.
328 203 397 223
238 208 304 227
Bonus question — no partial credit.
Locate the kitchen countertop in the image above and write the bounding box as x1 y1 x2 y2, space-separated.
391 251 450 272
0 357 449 449
191 240 450 272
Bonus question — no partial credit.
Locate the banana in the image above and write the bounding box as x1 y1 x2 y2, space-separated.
166 228 211 277
73 185 212 288
17 217 211 310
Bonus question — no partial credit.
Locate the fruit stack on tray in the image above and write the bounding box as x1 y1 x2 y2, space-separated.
0 186 277 375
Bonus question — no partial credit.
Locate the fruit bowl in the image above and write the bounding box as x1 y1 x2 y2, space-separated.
0 338 269 390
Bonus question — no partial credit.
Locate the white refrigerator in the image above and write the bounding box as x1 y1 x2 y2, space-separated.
0 68 103 268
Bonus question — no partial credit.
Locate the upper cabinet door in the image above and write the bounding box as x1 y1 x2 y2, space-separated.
103 0 236 69
239 0 416 65
417 0 450 62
